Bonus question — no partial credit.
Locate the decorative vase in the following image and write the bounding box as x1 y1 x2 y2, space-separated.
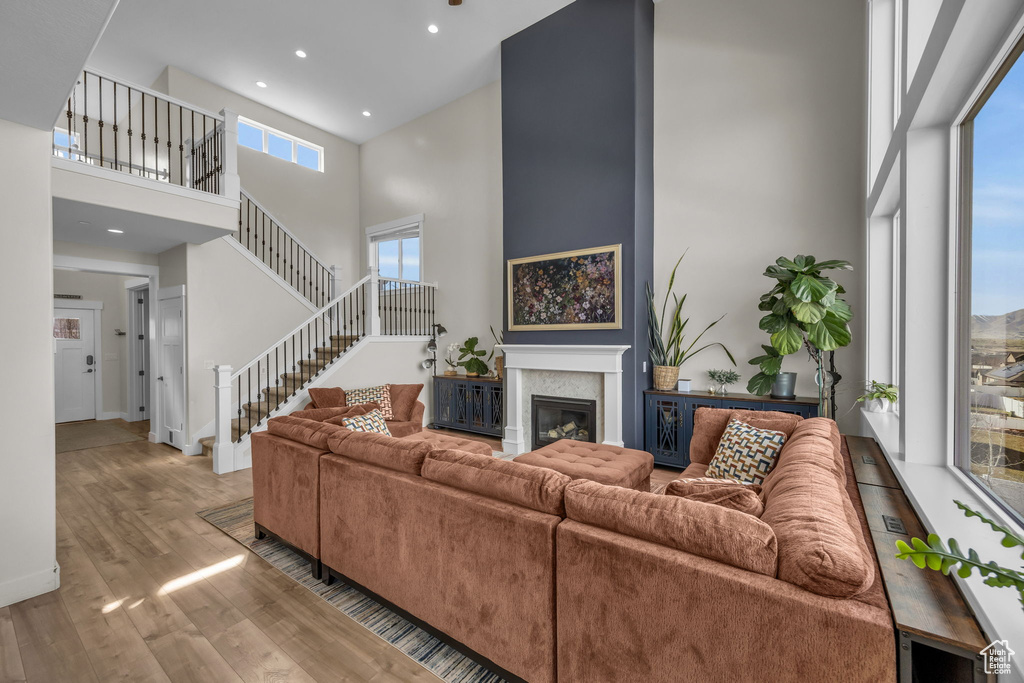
867 398 893 414
494 356 504 380
715 382 730 396
770 372 797 399
444 369 457 376
653 365 680 391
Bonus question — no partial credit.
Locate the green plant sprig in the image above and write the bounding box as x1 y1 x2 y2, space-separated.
707 369 741 385
856 380 898 404
647 252 735 369
895 501 1024 610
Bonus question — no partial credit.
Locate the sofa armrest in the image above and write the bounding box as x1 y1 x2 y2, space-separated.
409 400 425 426
250 432 325 559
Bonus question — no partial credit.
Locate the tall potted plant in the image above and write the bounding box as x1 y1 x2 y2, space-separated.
647 252 736 390
746 255 853 416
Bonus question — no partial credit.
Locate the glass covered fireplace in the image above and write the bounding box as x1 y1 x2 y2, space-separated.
531 395 597 448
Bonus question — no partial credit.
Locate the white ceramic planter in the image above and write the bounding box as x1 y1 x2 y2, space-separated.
866 398 894 413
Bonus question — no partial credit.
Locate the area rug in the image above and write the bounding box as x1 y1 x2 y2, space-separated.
56 420 144 453
197 498 506 683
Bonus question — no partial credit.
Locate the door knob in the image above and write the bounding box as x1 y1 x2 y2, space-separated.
86 369 93 373
86 354 94 366
157 376 164 381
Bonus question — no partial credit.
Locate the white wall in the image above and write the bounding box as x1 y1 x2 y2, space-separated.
52 270 133 418
653 0 866 426
53 239 159 266
0 119 58 607
161 67 362 286
158 243 187 289
359 82 504 356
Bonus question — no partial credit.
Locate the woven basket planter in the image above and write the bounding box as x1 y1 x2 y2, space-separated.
652 365 680 391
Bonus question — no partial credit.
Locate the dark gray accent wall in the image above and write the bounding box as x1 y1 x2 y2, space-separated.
501 0 654 448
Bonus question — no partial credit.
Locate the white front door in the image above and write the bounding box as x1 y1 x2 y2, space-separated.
159 296 185 449
54 308 96 423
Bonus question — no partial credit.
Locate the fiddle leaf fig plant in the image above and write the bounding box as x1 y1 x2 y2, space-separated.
747 255 853 395
457 336 490 376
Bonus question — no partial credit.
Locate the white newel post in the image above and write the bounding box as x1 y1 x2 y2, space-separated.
330 265 343 300
219 108 241 200
213 365 234 475
369 271 381 336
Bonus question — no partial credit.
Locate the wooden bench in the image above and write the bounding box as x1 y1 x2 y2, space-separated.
847 436 994 683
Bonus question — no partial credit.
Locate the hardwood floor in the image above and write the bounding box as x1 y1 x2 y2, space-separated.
1 420 440 683
3 421 682 683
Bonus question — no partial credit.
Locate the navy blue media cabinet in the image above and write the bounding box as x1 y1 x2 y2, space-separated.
431 375 504 438
644 390 819 468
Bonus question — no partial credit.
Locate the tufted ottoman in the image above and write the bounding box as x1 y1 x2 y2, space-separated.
514 440 654 491
401 430 494 456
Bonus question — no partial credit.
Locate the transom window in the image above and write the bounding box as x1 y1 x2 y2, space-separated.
237 116 323 172
958 38 1024 523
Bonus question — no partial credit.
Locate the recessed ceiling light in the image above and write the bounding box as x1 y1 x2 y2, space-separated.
362 111 372 117
428 24 439 33
295 49 307 58
107 228 124 234
256 81 267 88
78 221 91 225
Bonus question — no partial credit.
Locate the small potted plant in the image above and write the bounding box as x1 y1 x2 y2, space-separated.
856 380 898 413
444 343 460 376
707 369 741 396
457 337 490 378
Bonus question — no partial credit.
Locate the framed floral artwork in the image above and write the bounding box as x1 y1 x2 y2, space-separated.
507 244 622 331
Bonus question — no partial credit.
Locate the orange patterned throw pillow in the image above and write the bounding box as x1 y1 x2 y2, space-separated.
344 384 393 419
706 419 787 485
341 409 392 436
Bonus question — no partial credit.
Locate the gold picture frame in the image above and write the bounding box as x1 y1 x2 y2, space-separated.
507 244 622 331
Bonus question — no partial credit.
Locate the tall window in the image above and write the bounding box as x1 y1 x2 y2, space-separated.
958 40 1024 522
370 222 421 282
237 116 323 172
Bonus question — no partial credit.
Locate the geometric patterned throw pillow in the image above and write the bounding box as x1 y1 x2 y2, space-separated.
341 409 392 436
344 384 393 419
705 419 787 485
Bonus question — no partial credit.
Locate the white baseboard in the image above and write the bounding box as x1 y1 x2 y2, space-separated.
99 411 122 420
0 564 60 609
119 412 129 421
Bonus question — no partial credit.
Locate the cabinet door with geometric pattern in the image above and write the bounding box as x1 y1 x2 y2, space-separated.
645 394 688 467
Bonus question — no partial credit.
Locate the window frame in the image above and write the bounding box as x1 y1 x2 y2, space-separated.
365 214 425 283
236 116 324 172
953 32 1024 527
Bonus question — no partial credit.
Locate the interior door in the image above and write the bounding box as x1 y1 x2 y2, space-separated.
54 308 96 423
130 287 150 421
159 296 185 449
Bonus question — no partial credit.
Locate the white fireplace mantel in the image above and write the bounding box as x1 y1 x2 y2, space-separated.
498 344 631 454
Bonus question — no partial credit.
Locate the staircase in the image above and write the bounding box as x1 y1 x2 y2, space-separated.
207 272 438 473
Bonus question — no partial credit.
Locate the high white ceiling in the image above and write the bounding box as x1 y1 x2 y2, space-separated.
87 0 574 144
0 0 119 130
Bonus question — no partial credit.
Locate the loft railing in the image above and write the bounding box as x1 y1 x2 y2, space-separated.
238 189 333 308
211 273 439 474
54 69 236 197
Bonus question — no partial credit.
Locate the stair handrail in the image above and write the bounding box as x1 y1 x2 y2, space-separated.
229 274 371 382
239 187 331 278
81 66 226 123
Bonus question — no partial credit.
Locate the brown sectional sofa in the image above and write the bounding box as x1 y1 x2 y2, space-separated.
250 408 896 683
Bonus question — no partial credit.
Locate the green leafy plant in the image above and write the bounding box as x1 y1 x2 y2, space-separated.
707 369 741 385
896 501 1024 611
747 255 854 397
856 380 899 404
647 252 735 368
457 337 490 376
490 325 504 346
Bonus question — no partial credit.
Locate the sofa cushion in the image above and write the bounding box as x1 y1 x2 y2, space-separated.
689 407 803 465
327 430 433 476
345 384 394 419
340 409 392 436
289 404 377 423
564 479 778 576
401 430 494 456
706 419 787 484
423 449 572 516
664 478 765 517
266 416 351 451
307 387 347 409
387 421 423 439
760 418 875 598
389 384 424 422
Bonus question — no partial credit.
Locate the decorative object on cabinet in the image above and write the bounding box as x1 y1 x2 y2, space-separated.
707 369 741 396
456 336 490 377
432 374 503 437
747 255 853 418
644 389 818 468
507 244 622 331
490 325 504 380
443 342 459 376
646 251 735 391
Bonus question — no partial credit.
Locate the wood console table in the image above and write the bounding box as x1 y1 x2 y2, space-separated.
847 436 993 683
